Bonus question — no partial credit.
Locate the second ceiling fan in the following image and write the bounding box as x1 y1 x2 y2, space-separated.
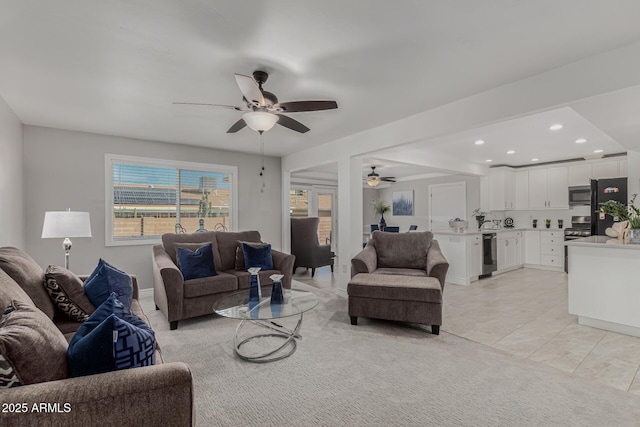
365 166 396 187
174 70 338 134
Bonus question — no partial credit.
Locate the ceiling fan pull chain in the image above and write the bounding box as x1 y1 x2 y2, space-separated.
259 133 266 193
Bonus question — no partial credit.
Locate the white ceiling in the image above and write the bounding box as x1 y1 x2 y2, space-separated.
2 1 640 159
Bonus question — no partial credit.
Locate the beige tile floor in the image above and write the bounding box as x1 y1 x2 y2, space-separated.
295 265 640 395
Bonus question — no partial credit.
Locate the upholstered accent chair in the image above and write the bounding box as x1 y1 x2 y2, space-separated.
290 217 334 277
348 231 449 334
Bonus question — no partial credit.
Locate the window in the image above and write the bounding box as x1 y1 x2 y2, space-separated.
105 154 238 246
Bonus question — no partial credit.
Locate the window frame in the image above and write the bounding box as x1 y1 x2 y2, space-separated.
105 154 238 246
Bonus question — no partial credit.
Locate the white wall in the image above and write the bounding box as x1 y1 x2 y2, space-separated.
0 96 24 248
362 187 378 227
24 126 282 290
373 175 481 232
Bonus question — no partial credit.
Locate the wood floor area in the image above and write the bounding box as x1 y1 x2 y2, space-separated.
295 265 640 395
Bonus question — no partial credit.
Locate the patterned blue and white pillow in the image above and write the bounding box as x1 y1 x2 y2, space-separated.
67 293 155 378
84 259 133 309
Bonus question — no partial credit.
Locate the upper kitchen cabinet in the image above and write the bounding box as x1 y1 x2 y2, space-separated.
568 157 628 186
514 170 529 210
592 160 619 179
489 167 515 210
529 166 569 209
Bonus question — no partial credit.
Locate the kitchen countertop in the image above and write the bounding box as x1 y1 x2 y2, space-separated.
432 227 563 236
565 235 640 250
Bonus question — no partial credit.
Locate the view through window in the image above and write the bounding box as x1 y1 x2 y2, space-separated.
107 155 236 244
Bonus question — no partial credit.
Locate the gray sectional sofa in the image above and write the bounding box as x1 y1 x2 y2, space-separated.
0 247 194 427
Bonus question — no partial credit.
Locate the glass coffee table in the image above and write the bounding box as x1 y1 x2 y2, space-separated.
213 288 318 363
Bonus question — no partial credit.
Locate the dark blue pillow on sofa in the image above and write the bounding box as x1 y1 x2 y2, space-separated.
67 293 155 378
242 242 274 271
84 259 133 309
176 242 217 280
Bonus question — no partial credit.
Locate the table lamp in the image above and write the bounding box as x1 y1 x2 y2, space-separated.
41 209 92 269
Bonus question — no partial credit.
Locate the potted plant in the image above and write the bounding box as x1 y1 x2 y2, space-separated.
472 208 488 229
372 199 391 230
545 219 551 229
558 219 563 229
598 194 640 243
532 219 537 228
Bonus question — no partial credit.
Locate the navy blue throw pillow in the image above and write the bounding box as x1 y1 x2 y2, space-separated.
84 259 133 309
176 242 217 280
67 293 155 378
242 242 274 271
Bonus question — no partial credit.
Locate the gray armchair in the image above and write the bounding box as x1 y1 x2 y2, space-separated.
291 217 334 277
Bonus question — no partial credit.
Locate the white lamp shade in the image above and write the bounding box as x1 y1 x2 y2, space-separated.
42 211 92 239
243 112 279 132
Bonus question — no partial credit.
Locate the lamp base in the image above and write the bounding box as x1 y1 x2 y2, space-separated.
63 237 72 270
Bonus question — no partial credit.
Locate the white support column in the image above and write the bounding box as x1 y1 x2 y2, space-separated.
281 169 291 253
336 155 363 296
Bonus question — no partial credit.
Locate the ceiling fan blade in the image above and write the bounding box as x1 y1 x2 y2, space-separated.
277 100 338 113
276 114 310 133
226 118 247 133
234 74 265 107
381 177 396 182
173 102 248 111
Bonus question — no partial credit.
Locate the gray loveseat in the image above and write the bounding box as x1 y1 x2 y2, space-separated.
0 247 194 427
152 230 295 330
349 231 449 334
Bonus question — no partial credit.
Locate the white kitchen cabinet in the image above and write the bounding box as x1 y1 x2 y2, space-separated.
433 233 482 286
592 160 619 179
489 167 515 210
547 167 569 208
569 164 592 186
568 158 627 186
528 166 568 209
619 159 627 177
540 230 563 269
467 234 482 278
497 231 522 272
524 230 541 265
514 170 529 210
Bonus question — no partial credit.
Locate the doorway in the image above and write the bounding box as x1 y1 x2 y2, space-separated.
290 186 337 254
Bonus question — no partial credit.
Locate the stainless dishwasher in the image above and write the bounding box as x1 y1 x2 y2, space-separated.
481 233 497 277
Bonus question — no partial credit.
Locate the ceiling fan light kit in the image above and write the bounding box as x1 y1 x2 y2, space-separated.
175 70 337 135
365 166 396 187
367 176 381 187
243 111 279 133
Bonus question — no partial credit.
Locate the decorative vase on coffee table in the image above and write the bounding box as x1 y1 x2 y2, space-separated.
248 267 262 301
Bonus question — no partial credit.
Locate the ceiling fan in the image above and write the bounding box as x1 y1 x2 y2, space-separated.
365 166 396 187
173 70 338 134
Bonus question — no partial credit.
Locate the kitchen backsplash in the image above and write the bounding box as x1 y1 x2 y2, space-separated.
484 205 591 228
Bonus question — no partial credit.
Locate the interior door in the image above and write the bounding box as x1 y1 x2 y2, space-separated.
429 182 466 231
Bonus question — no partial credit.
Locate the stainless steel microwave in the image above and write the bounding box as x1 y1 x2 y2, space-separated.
568 185 591 206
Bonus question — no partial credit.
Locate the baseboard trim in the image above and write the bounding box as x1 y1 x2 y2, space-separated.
138 288 154 299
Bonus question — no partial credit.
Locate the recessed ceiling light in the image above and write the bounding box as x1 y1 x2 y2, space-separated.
549 124 563 131
531 158 539 162
594 149 603 153
474 139 485 145
506 150 515 154
575 138 587 144
485 159 492 163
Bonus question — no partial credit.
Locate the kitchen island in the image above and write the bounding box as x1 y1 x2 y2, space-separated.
566 236 640 337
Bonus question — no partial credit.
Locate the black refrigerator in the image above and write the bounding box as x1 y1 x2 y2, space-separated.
590 178 628 235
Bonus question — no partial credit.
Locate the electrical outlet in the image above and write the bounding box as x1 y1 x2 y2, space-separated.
342 264 347 273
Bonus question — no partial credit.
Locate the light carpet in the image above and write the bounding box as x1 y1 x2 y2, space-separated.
141 282 640 426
